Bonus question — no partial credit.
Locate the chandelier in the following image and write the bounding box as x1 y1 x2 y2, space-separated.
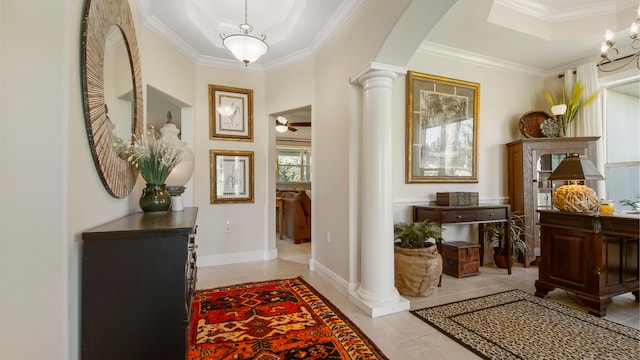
221 0 268 66
598 6 639 72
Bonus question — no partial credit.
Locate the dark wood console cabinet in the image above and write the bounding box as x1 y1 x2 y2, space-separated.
81 207 198 360
535 210 639 317
413 205 511 274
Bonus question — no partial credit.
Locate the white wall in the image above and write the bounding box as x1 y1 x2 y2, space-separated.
3 0 624 358
0 0 202 358
311 0 414 288
1 1 73 358
394 52 546 210
193 65 272 266
388 51 545 246
1 0 141 359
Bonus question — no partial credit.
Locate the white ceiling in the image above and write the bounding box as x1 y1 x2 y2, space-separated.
136 0 639 139
135 0 639 75
134 0 361 72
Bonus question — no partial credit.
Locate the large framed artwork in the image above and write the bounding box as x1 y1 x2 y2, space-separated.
405 71 479 183
210 150 254 204
209 84 253 141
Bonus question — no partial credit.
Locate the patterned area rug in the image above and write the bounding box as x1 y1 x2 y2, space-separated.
412 289 640 360
188 277 388 360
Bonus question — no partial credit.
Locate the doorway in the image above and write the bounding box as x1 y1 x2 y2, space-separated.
273 106 312 264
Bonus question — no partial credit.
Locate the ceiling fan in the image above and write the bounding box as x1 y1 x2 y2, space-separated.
275 116 311 132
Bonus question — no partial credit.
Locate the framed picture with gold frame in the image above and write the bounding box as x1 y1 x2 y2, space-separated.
210 150 254 204
406 71 479 183
209 84 253 141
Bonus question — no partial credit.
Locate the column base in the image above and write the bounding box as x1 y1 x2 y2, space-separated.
348 288 410 318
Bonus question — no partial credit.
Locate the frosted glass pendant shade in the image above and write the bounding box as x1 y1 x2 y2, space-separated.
222 34 268 65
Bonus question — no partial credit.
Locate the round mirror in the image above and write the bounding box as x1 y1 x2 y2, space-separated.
104 25 134 149
81 0 143 198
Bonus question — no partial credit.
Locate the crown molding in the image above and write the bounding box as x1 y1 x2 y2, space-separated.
135 1 202 61
417 41 548 78
309 0 363 55
494 0 637 22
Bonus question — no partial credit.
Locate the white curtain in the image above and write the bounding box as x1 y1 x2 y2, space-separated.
573 62 606 196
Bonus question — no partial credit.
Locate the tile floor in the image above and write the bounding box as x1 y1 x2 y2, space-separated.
196 236 640 360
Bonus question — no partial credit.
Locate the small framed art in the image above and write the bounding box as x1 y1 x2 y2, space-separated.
210 150 254 204
209 84 253 141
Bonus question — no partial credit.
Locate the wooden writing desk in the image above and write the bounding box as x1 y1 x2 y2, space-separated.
413 204 512 274
535 210 639 317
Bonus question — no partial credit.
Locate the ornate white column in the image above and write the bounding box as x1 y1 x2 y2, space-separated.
349 63 409 317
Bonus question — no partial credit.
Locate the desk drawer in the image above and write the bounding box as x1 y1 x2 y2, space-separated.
439 210 477 223
476 208 507 221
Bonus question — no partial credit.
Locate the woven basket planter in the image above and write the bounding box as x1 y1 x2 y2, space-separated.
394 244 443 297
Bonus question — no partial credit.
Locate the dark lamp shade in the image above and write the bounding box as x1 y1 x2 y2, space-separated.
547 154 604 181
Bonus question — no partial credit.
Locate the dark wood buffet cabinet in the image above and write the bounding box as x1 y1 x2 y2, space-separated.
535 210 639 317
81 207 198 360
506 136 599 266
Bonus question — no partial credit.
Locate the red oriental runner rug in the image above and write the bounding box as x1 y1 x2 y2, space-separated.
188 277 388 360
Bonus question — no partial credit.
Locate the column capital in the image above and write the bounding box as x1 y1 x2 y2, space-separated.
350 62 407 85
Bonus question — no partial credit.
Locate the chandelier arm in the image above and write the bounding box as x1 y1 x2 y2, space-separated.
597 9 640 72
597 52 640 72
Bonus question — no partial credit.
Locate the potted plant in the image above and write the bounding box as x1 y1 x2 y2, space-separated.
123 127 186 212
482 212 528 268
393 220 444 297
620 196 640 212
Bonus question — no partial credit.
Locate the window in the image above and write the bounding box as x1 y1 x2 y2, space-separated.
604 83 640 208
277 147 311 182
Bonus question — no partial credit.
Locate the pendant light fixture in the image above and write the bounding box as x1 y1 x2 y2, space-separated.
221 0 268 66
275 116 289 133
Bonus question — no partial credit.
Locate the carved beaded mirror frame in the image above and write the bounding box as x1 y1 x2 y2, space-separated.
81 0 144 198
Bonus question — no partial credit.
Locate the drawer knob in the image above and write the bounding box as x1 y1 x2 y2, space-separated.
456 215 462 219
489 213 495 217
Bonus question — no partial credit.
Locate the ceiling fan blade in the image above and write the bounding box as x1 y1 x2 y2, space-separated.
288 122 311 127
288 126 298 132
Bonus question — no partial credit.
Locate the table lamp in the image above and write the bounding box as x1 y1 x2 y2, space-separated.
547 153 604 212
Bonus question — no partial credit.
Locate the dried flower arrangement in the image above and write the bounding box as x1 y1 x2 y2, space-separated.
123 127 185 185
543 82 599 135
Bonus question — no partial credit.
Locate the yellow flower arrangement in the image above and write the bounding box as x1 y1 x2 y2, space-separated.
544 82 599 135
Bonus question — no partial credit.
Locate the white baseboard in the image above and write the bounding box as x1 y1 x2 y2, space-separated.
197 248 278 267
310 259 357 296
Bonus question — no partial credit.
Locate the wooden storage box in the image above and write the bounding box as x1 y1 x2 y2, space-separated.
442 241 480 278
436 192 479 206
